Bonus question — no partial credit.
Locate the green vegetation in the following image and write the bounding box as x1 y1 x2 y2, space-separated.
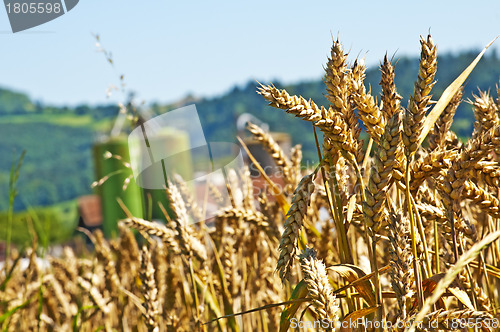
0 50 499 212
0 200 78 246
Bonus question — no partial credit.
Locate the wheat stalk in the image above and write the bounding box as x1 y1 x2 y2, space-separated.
403 34 437 155
166 182 207 262
410 148 457 192
257 83 326 123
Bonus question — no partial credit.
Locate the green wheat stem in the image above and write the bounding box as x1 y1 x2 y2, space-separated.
5 150 25 273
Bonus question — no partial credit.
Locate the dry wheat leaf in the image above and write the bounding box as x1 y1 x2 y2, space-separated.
418 272 481 312
341 306 379 328
328 264 376 307
424 273 474 311
448 286 475 311
422 273 476 311
420 277 445 310
417 273 473 311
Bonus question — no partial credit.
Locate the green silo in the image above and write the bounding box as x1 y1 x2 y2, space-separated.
139 128 193 221
93 135 143 238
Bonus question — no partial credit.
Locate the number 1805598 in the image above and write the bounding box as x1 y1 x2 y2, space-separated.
6 2 62 14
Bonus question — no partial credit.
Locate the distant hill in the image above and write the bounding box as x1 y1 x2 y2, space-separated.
0 104 119 211
1 49 500 211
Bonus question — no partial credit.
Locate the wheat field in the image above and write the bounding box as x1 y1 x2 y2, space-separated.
2 34 500 331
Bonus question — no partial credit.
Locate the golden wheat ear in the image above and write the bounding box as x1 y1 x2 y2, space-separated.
324 39 360 141
350 58 386 146
298 248 339 322
363 110 402 234
380 54 402 121
257 83 324 123
246 122 293 184
403 34 437 156
387 211 415 320
139 245 161 331
276 173 315 283
471 90 500 139
166 182 207 262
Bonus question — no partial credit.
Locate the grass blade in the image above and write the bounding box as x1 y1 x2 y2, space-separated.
279 280 309 332
0 299 30 325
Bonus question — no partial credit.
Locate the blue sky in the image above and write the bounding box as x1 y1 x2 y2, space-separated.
0 1 499 106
